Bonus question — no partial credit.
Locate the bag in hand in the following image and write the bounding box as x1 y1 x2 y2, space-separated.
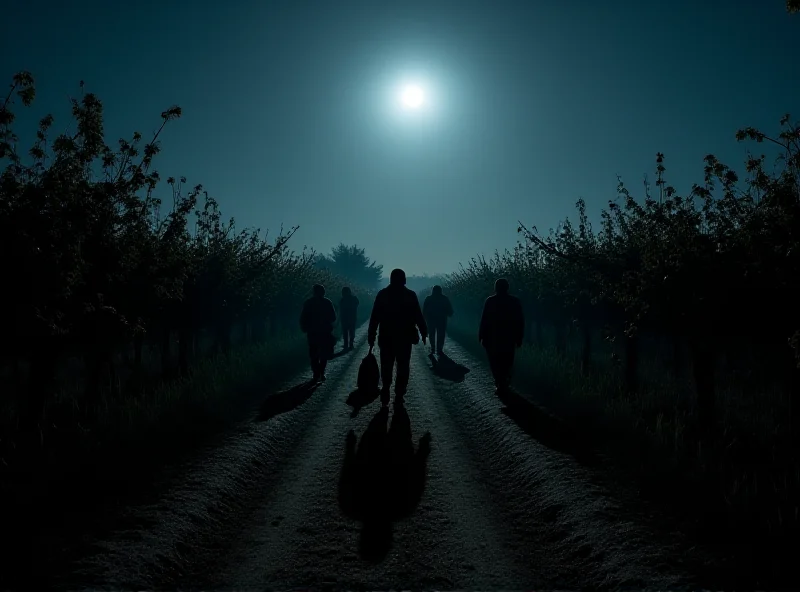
357 347 380 392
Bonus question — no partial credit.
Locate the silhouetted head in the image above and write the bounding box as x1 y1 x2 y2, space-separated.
342 286 351 297
494 278 510 294
312 284 325 297
390 268 406 286
432 285 442 295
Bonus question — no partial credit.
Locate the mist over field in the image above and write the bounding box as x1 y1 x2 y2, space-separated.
2 1 800 590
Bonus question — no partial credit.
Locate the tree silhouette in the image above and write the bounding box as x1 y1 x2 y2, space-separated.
443 113 800 559
0 72 378 436
315 243 383 290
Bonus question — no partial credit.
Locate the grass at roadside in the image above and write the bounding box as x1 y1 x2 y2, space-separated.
446 318 799 588
3 333 309 480
0 325 361 587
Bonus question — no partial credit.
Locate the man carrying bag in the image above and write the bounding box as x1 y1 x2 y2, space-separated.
367 268 428 407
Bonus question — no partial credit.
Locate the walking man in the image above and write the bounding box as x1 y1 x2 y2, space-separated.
478 278 524 393
300 284 337 382
339 286 359 351
422 285 454 356
368 268 428 406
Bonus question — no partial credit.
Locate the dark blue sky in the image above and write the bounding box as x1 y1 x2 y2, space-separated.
3 0 798 276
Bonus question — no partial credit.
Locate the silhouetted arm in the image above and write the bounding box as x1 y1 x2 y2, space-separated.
478 297 490 344
422 296 431 319
299 300 309 333
327 298 337 326
367 293 382 346
413 293 428 339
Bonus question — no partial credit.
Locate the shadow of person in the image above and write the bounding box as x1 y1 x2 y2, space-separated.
386 403 431 517
255 380 319 422
495 387 599 467
329 348 348 359
345 387 380 418
428 352 471 383
338 404 431 563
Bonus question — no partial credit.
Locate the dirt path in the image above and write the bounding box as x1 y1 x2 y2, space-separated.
64 326 703 590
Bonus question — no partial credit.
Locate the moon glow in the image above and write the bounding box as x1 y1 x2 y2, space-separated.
400 85 424 109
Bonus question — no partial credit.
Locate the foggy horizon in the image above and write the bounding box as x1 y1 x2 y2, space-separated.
4 0 798 276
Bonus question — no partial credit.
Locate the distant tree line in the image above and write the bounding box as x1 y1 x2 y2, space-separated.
0 73 375 430
405 274 449 294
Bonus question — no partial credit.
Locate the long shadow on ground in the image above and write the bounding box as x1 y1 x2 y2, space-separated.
329 348 349 360
256 380 320 422
346 387 381 418
428 352 470 383
496 387 600 467
338 405 431 563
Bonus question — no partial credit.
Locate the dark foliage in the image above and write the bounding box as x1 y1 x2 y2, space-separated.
444 113 800 562
315 243 383 291
0 72 376 462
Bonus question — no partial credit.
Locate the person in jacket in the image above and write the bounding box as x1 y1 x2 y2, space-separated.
368 268 428 406
339 286 359 351
422 285 454 356
300 283 337 382
478 278 524 393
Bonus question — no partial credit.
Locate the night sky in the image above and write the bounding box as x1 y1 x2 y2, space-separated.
3 0 798 276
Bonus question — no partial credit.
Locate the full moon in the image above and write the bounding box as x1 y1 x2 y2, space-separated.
400 85 424 109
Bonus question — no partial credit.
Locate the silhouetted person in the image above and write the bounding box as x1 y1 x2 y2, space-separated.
339 286 359 350
300 283 337 382
479 278 524 393
423 285 453 356
368 268 428 406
